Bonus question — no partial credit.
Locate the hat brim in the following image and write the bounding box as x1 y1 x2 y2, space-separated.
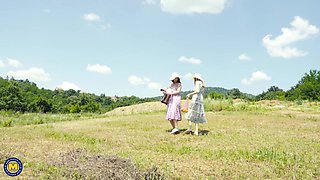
170 76 181 80
193 76 204 81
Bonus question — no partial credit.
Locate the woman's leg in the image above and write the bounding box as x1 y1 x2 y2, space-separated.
184 120 192 134
169 120 175 128
174 120 178 129
194 123 199 135
187 121 192 131
170 120 179 133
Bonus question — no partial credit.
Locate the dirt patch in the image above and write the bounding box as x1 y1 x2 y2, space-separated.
51 148 164 180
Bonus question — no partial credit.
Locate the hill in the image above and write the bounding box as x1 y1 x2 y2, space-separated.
156 87 255 100
181 87 229 97
105 101 166 116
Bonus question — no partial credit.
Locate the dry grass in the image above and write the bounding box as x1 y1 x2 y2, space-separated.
105 102 167 116
1 101 320 179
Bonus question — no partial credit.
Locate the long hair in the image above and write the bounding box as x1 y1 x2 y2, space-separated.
194 78 205 87
171 77 181 83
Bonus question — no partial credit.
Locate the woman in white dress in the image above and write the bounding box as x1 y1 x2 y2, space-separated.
186 73 207 135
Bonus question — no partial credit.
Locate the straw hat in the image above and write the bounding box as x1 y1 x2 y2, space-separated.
169 72 181 81
193 73 204 82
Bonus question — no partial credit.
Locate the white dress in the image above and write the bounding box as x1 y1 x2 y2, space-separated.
186 81 207 123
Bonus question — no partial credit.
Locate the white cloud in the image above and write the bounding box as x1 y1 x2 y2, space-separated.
0 60 5 68
86 64 112 74
128 75 145 86
57 81 81 91
7 58 22 67
178 56 202 64
263 16 319 58
182 72 194 80
160 0 227 15
7 68 51 82
128 75 162 90
239 53 252 61
143 0 156 5
241 71 271 85
83 13 101 22
83 14 110 31
148 82 162 90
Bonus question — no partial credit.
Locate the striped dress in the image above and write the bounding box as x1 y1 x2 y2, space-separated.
166 83 182 121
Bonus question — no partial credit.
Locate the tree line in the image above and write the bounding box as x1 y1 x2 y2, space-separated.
207 70 320 101
1 69 319 113
0 77 156 113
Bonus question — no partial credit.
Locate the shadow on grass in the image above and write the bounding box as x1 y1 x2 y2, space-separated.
166 128 210 136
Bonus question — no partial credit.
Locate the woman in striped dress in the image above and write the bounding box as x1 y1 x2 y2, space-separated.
163 72 182 134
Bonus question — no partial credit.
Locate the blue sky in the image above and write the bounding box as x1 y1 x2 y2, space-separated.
0 0 319 97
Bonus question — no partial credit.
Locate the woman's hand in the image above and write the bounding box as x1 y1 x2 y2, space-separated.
165 89 174 95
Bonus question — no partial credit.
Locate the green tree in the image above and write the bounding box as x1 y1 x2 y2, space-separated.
208 91 224 99
227 88 242 99
66 103 81 113
286 70 320 101
36 98 52 113
256 86 285 100
81 101 101 113
0 81 27 112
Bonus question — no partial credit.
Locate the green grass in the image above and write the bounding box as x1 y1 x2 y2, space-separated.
204 99 271 112
0 111 107 127
1 102 320 179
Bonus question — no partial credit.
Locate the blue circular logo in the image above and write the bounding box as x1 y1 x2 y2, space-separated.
3 157 23 177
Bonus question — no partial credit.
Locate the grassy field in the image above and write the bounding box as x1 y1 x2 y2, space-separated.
1 101 320 179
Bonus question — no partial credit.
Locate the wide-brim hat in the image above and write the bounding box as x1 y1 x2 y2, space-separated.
169 72 181 81
193 73 204 81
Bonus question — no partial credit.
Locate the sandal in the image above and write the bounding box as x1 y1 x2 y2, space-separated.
194 131 199 136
